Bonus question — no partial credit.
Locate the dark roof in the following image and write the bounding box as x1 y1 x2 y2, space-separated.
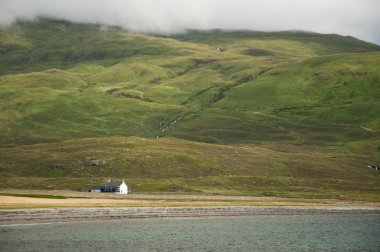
91 185 104 190
106 181 122 187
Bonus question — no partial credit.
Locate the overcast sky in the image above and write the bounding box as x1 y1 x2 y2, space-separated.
1 0 379 44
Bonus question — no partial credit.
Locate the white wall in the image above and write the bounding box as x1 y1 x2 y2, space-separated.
119 181 129 194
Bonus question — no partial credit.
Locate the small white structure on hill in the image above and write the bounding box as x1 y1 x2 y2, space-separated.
117 180 129 194
91 179 130 194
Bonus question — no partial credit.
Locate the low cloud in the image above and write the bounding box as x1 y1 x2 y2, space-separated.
1 0 379 44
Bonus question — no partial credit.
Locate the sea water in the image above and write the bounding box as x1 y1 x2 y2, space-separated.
1 214 379 251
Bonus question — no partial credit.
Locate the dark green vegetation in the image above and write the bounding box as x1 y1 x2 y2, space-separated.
0 193 66 199
1 18 379 199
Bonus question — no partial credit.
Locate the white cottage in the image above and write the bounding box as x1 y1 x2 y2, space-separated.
118 180 129 194
91 179 130 194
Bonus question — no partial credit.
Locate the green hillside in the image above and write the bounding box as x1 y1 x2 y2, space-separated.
1 18 379 199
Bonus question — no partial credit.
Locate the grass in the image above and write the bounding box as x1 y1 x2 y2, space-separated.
0 18 379 199
1 19 379 146
171 29 380 54
0 193 67 199
1 190 379 209
0 136 379 200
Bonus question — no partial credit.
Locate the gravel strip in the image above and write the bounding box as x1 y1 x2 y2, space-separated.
1 206 380 224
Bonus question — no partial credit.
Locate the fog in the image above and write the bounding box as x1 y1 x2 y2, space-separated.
0 0 379 44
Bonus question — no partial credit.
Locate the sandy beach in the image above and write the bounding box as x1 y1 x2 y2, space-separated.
1 191 380 225
2 189 380 209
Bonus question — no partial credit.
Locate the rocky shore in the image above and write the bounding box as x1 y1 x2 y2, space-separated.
1 206 380 225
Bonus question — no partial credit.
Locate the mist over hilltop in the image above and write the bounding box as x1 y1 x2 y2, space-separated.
0 0 379 44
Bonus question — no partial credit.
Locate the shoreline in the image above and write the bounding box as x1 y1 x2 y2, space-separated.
1 190 380 210
1 206 380 225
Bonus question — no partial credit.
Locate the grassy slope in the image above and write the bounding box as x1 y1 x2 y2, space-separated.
0 19 379 199
1 136 379 200
169 53 380 144
171 29 380 54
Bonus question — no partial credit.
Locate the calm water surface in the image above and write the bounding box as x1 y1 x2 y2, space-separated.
1 215 379 251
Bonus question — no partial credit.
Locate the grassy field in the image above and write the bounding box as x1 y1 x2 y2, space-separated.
1 136 379 200
1 190 379 209
0 18 379 200
0 193 67 199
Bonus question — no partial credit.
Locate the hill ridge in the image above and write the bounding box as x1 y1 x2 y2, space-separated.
0 19 379 197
